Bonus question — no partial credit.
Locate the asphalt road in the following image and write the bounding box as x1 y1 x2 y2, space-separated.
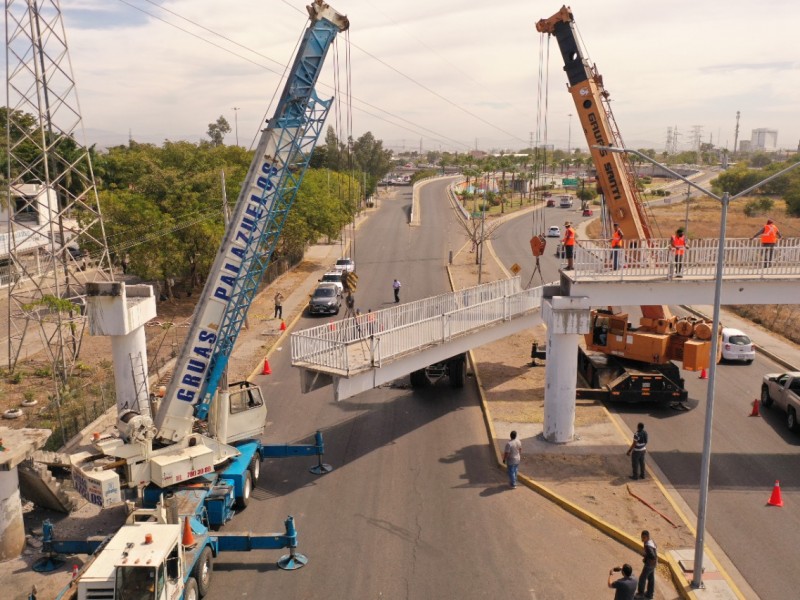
493 207 800 600
203 182 653 600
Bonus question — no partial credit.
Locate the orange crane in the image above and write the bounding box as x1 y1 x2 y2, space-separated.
536 6 714 402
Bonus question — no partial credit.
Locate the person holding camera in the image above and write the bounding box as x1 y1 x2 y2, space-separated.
607 563 636 600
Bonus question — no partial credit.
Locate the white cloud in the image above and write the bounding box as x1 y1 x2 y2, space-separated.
5 0 797 152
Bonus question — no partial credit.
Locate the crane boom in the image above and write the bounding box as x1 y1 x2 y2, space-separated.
537 6 714 377
156 1 349 443
536 6 651 242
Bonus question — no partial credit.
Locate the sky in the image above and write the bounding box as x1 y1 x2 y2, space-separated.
7 0 799 155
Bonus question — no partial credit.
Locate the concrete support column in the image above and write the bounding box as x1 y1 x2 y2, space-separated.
110 325 150 416
0 427 51 561
86 282 157 417
0 468 24 560
542 296 591 443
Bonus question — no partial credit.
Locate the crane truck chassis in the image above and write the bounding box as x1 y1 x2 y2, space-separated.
409 353 468 388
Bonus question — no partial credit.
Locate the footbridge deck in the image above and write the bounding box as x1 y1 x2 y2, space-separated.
290 237 800 401
291 278 544 400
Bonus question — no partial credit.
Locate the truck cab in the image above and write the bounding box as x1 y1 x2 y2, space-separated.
761 371 800 432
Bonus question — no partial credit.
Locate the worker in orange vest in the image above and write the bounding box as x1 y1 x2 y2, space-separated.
562 221 577 270
611 223 624 270
751 218 782 268
670 228 687 278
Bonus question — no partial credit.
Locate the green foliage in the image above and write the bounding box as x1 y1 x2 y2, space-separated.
711 165 766 196
743 198 774 217
749 153 772 168
785 189 800 217
7 371 22 384
207 115 231 146
34 367 52 378
576 186 597 201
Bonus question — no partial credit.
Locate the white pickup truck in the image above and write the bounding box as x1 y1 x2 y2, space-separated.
761 371 800 432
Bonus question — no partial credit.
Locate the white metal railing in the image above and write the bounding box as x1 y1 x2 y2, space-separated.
291 277 544 374
574 237 800 279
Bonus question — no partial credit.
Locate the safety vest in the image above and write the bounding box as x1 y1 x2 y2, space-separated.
611 229 623 248
761 223 778 244
671 234 685 256
563 227 575 246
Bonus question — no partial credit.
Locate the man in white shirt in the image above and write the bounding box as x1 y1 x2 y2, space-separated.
503 430 522 488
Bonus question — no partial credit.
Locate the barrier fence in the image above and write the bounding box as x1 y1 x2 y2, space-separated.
291 277 543 374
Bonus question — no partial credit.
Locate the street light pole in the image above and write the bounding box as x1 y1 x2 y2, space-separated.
567 113 573 156
595 145 800 588
232 107 240 146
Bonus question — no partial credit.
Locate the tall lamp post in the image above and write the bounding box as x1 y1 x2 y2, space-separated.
567 113 573 156
596 145 800 589
232 106 240 146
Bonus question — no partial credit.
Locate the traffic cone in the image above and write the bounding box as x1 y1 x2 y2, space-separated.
750 398 760 417
262 358 271 375
279 320 286 331
182 517 196 547
328 320 336 331
72 565 79 578
767 480 783 507
699 367 708 379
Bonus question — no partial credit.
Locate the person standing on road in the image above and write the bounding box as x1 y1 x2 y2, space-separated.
273 292 284 319
392 278 401 303
635 530 658 599
670 228 687 278
626 422 648 480
562 221 577 270
503 430 522 488
607 564 636 600
751 218 782 268
611 223 624 270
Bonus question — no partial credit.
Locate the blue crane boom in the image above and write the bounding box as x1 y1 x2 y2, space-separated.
156 1 349 442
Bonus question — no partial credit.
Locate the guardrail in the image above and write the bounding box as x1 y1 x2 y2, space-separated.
574 237 800 279
291 277 542 374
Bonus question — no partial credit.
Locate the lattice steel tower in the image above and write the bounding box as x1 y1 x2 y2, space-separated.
4 0 112 382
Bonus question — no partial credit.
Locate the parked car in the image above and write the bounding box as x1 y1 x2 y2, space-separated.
308 283 342 315
334 257 355 273
547 225 561 238
720 327 755 363
319 271 344 294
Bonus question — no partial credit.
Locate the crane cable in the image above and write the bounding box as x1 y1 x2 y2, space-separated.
527 31 551 289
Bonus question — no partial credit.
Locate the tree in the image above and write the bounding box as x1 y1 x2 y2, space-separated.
206 116 231 146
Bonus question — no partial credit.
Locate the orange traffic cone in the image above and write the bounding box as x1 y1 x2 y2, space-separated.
699 368 708 380
279 320 286 331
262 358 271 375
72 565 79 578
767 480 783 507
750 398 760 417
182 517 196 547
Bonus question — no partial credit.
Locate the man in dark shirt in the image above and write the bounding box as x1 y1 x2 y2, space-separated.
607 563 636 600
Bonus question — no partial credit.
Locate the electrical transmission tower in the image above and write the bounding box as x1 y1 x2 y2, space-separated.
4 0 112 383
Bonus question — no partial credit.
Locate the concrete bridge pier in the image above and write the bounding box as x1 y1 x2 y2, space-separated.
86 282 157 417
542 296 591 443
0 428 51 561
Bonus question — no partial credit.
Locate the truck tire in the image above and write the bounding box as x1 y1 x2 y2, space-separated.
249 454 261 484
760 385 773 408
449 356 466 388
410 368 428 388
236 470 252 509
788 408 798 432
193 547 213 597
184 577 199 600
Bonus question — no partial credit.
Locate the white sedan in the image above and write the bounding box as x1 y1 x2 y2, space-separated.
547 226 561 238
721 327 755 363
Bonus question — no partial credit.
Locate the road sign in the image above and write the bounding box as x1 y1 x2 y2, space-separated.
343 271 358 292
510 263 521 275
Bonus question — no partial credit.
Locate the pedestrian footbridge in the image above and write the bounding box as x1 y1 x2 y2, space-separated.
290 237 800 402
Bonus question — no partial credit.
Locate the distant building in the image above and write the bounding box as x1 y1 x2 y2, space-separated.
738 140 752 153
750 128 778 152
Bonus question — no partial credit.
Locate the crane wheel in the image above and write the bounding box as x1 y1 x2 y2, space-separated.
184 577 199 600
193 547 213 597
249 454 261 484
410 369 428 388
236 470 252 509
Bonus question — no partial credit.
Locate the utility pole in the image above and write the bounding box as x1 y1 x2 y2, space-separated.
567 113 573 155
733 111 740 155
232 107 240 146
